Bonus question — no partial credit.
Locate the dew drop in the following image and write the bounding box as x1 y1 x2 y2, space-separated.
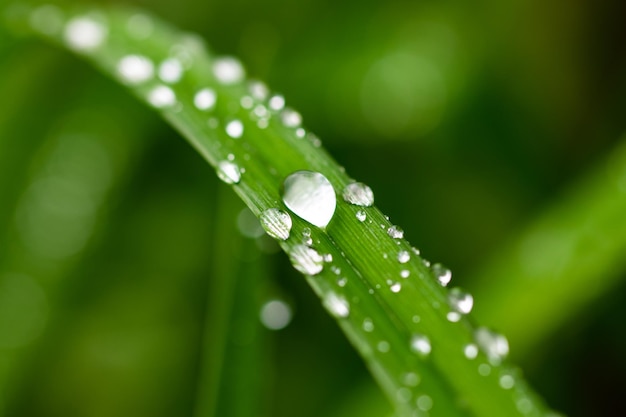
400 269 410 278
342 182 374 207
117 55 154 84
431 263 451 286
296 128 306 138
448 288 473 314
416 395 433 411
355 210 367 222
282 171 336 229
478 363 491 376
362 318 374 332
64 16 107 52
269 95 285 111
259 208 292 240
403 372 420 387
194 88 217 111
397 250 410 264
225 120 244 138
281 108 302 127
337 277 347 287
216 160 242 184
147 85 176 108
446 311 461 322
464 343 479 359
475 327 509 365
158 58 184 83
387 225 404 239
260 299 292 330
249 81 269 100
499 373 515 390
410 334 431 356
377 341 390 353
213 57 245 85
289 244 324 275
390 282 402 293
323 292 349 318
396 387 412 403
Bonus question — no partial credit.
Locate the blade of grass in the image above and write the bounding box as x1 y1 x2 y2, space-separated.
469 137 626 355
3 4 560 417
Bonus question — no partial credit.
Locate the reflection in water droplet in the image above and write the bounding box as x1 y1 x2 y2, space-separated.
216 161 241 184
117 55 154 85
448 287 473 314
269 95 285 111
147 85 176 108
431 263 451 286
64 16 107 52
260 299 292 330
343 182 374 207
355 210 367 222
387 225 404 239
225 120 244 138
194 88 217 111
390 282 402 293
259 208 292 240
282 171 336 228
464 343 478 359
403 372 420 387
410 334 431 356
363 318 374 332
397 250 410 264
289 244 324 275
475 327 509 365
377 341 390 352
416 394 433 411
499 373 515 390
213 57 245 85
400 269 410 278
323 292 350 318
281 108 302 127
249 81 269 100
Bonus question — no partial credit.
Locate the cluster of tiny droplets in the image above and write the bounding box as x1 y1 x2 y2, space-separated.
26 7 536 414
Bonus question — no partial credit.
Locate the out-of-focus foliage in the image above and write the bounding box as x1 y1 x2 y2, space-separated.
0 0 625 416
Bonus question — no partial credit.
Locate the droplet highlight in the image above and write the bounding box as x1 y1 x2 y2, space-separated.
289 244 324 275
343 182 374 207
410 334 431 356
216 160 242 184
282 171 336 229
259 208 292 241
431 263 452 286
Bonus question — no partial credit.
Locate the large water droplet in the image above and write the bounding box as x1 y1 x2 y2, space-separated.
474 327 509 365
431 263 451 286
259 208 292 240
282 171 336 229
117 55 154 84
64 16 107 52
343 182 374 207
323 292 350 318
216 160 241 184
410 334 431 356
289 244 324 275
448 288 473 314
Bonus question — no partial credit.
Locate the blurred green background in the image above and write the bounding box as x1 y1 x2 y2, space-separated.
1 0 626 416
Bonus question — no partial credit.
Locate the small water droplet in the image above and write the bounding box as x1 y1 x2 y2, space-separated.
431 263 451 286
464 343 479 359
387 225 404 239
64 16 107 52
323 254 333 262
397 250 410 264
390 282 402 293
448 288 473 314
400 269 410 278
475 327 509 365
260 299 292 330
282 171 336 229
396 387 412 403
158 58 184 83
355 210 367 222
323 292 349 318
412 315 421 323
403 372 420 387
410 334 431 356
269 95 285 111
289 244 324 275
249 81 269 100
117 55 154 84
225 120 244 138
216 160 241 184
343 182 374 207
337 277 347 287
213 57 245 85
478 363 491 376
259 208 292 240
253 104 269 118
296 128 306 138
362 318 374 332
446 311 461 322
194 88 217 110
377 341 390 352
499 373 515 390
147 85 176 108
281 108 302 127
416 395 433 411
330 265 341 275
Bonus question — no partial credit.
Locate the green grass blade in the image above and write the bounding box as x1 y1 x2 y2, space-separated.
3 4 560 417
